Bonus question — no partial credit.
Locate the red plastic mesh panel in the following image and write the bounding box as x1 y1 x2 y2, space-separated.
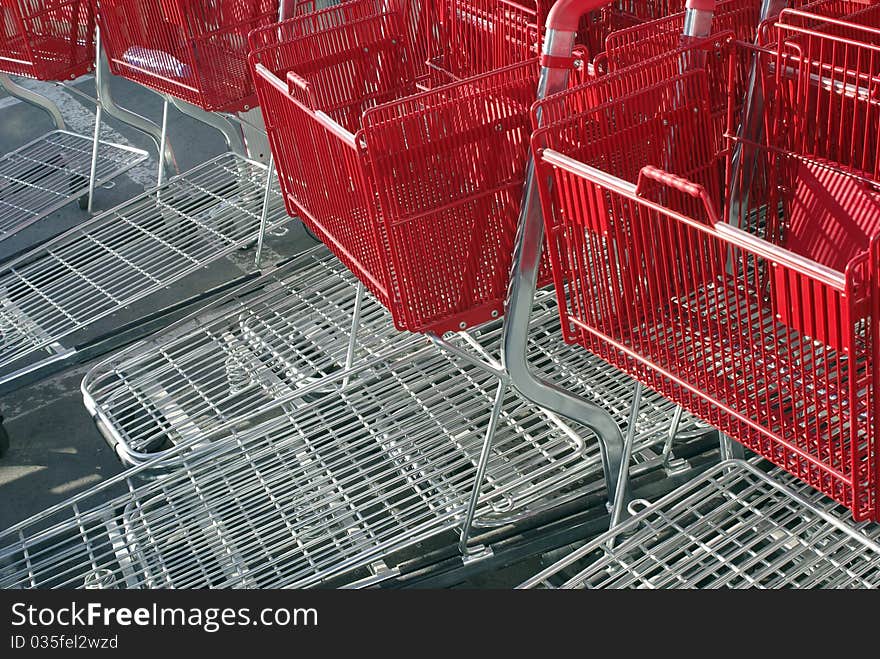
98 0 278 112
0 0 95 80
533 33 879 519
251 0 551 333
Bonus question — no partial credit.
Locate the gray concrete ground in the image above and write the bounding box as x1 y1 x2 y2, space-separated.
0 72 315 531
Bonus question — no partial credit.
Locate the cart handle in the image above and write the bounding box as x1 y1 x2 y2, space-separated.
545 0 715 31
636 165 720 226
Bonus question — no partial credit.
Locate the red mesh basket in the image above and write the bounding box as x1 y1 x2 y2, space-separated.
97 0 279 112
0 0 95 80
422 0 688 82
533 27 880 520
250 0 552 334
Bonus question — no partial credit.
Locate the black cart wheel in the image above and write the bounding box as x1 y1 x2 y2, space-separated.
78 194 89 210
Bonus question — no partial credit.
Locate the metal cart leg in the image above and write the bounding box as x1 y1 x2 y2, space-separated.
157 99 169 187
459 378 508 555
86 103 103 213
0 73 65 131
254 154 276 269
341 281 365 390
719 433 745 461
726 0 789 228
168 97 247 158
660 405 685 468
95 29 178 181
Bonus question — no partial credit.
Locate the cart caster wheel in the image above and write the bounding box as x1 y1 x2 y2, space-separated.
78 194 90 211
0 416 9 458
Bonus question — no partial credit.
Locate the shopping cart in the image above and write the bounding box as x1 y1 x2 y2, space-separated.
0 0 148 242
519 460 880 588
530 5 880 520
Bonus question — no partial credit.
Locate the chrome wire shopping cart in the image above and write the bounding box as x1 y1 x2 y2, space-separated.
0 0 148 242
519 460 880 589
1 309 708 588
530 3 880 521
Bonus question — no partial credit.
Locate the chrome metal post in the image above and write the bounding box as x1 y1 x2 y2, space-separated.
660 404 684 467
253 154 276 269
459 377 508 555
501 25 632 524
0 73 65 130
719 433 746 461
87 103 103 213
158 99 169 187
95 29 178 179
727 0 789 228
341 281 365 390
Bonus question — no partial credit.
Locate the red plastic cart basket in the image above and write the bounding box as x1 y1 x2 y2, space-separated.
250 0 554 333
532 13 880 520
97 0 280 112
0 0 95 80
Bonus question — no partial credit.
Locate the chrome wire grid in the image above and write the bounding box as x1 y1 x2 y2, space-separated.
83 256 703 471
82 250 408 465
1 338 602 589
520 460 880 589
0 153 288 378
0 130 147 239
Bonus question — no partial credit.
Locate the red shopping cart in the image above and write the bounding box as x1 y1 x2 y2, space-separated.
97 0 280 112
532 8 880 520
250 0 555 333
0 0 95 80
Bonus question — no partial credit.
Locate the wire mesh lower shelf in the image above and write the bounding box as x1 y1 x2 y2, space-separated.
3 338 608 589
519 460 880 589
83 257 704 473
0 130 148 240
0 152 289 387
82 249 410 466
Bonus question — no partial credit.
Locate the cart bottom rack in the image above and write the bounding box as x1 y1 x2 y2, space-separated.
82 247 704 470
0 130 147 240
0 152 290 391
520 460 880 589
1 304 707 588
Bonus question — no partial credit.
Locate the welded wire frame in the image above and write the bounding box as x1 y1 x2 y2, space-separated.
2 335 615 589
97 0 278 112
533 66 876 519
0 130 148 241
768 6 880 182
519 460 880 589
0 153 289 383
0 0 95 80
82 250 410 465
82 243 703 476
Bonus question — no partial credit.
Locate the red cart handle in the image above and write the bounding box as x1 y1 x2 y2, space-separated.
636 165 720 225
546 0 717 30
